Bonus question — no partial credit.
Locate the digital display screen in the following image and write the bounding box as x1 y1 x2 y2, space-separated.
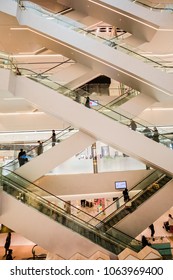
115 181 127 189
90 100 98 106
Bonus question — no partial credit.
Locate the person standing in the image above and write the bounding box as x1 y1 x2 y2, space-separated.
168 214 173 232
129 119 137 131
21 151 29 164
52 130 56 147
143 126 152 138
152 127 159 142
18 148 25 166
4 232 11 257
122 188 129 202
6 249 14 260
85 96 91 108
141 235 151 248
37 141 43 155
149 224 155 241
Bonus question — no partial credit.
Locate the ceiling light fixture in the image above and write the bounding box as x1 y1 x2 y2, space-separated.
145 108 173 111
10 27 28 31
0 112 44 115
11 54 63 58
3 97 24 101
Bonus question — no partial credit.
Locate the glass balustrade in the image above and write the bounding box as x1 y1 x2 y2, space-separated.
131 0 173 11
1 0 172 257
16 0 173 12
1 167 142 254
2 126 77 173
1 166 171 256
1 53 173 151
90 170 172 229
12 0 173 73
107 89 139 108
90 170 161 222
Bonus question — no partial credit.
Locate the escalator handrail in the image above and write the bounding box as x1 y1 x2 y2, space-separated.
88 170 163 222
2 125 72 168
1 55 173 146
31 73 173 144
1 167 142 251
99 173 169 224
13 0 173 71
131 0 173 12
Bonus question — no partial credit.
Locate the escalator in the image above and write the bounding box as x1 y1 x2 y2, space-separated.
0 168 143 258
0 0 173 101
0 1 172 259
65 0 173 35
1 168 172 258
91 170 173 237
2 126 73 170
1 67 173 175
11 70 173 176
131 0 173 11
2 126 95 182
102 88 140 109
3 0 173 41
